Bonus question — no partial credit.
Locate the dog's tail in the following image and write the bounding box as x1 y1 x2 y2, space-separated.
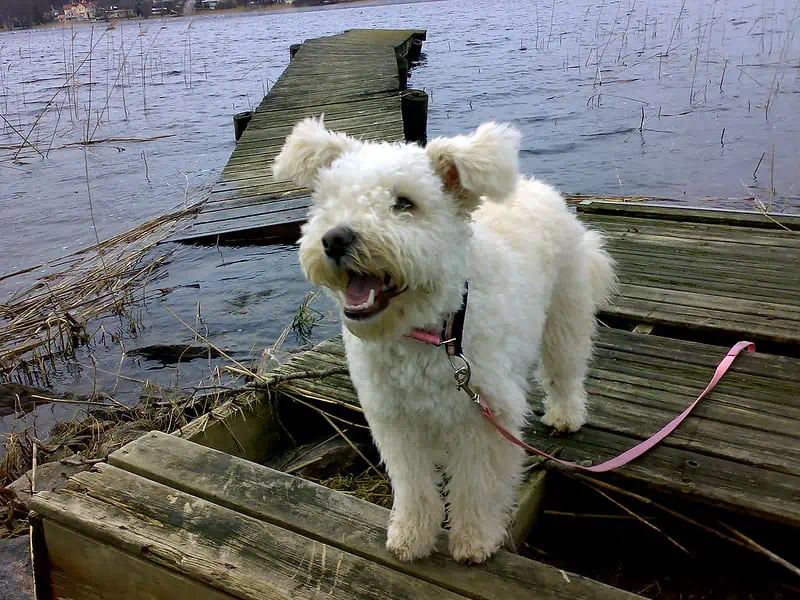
582 228 617 310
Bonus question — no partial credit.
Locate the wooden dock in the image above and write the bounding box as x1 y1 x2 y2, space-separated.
170 29 426 245
263 202 800 527
28 201 800 598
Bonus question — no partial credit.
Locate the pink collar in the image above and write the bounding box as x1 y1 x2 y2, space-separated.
404 283 469 357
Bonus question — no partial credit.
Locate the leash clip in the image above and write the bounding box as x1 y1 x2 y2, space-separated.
449 353 481 404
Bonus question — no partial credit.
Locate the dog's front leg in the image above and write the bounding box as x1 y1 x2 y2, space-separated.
445 417 525 564
369 418 443 562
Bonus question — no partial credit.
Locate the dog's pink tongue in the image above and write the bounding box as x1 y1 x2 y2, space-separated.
346 274 384 305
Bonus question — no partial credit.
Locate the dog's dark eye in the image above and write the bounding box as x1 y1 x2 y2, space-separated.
394 196 414 212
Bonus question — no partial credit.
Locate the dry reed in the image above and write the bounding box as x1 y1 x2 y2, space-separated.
0 204 200 385
0 380 249 538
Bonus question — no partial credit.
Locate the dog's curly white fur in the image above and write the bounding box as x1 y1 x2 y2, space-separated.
273 117 616 564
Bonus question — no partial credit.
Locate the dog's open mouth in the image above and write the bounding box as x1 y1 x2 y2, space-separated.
343 271 407 320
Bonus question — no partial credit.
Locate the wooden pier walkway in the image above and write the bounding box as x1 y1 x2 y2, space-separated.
28 201 799 599
264 202 800 528
170 29 426 245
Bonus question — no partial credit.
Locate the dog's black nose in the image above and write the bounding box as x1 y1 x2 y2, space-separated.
322 226 355 260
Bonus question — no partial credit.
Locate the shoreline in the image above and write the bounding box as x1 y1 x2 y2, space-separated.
1 0 441 32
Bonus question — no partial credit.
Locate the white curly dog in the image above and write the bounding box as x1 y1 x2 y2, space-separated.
273 118 616 565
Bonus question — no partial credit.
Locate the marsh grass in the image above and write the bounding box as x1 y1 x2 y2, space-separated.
0 204 200 385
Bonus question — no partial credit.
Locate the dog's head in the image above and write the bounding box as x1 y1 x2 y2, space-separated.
273 116 521 340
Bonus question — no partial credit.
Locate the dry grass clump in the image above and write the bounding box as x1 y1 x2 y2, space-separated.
0 382 253 538
0 204 200 385
307 471 393 509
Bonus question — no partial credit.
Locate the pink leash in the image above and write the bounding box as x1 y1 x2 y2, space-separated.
478 340 754 472
407 327 755 472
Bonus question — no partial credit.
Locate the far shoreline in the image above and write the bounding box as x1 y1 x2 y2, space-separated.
1 0 442 32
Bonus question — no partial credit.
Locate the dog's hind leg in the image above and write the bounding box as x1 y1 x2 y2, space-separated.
369 419 444 562
445 407 525 564
539 229 614 432
539 261 597 432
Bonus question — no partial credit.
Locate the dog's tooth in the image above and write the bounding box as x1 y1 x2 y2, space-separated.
366 289 376 308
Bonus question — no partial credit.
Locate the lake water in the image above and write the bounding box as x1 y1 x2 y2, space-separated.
1 0 799 434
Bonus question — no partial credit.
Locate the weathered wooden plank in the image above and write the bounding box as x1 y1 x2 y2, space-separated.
265 86 399 105
172 208 308 245
280 64 398 78
51 571 108 600
227 126 405 160
249 96 400 120
173 390 281 462
209 179 304 201
203 190 302 210
602 298 799 343
281 328 800 394
45 521 239 600
267 78 393 96
616 283 800 320
276 341 800 474
293 46 393 56
613 272 800 306
235 120 404 151
589 353 800 414
595 328 800 382
608 246 800 281
585 215 800 248
602 230 796 260
233 113 402 150
187 202 311 234
241 111 402 139
271 75 400 94
33 464 468 600
255 91 399 112
508 471 548 550
249 101 397 124
578 200 800 229
612 263 800 302
198 194 309 216
581 380 800 473
110 432 642 600
605 241 800 272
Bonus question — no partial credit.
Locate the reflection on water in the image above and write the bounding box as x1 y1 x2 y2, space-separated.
1 0 799 432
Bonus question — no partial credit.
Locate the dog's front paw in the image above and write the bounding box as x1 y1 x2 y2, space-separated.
542 404 586 433
448 530 501 565
386 519 436 562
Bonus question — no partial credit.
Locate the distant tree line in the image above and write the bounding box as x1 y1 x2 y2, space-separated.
1 0 54 28
0 0 149 28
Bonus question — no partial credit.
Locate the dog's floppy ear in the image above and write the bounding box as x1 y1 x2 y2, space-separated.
272 116 358 188
426 122 521 211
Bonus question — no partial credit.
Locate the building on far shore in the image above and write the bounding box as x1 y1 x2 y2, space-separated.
151 0 180 16
101 5 137 19
58 0 97 21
